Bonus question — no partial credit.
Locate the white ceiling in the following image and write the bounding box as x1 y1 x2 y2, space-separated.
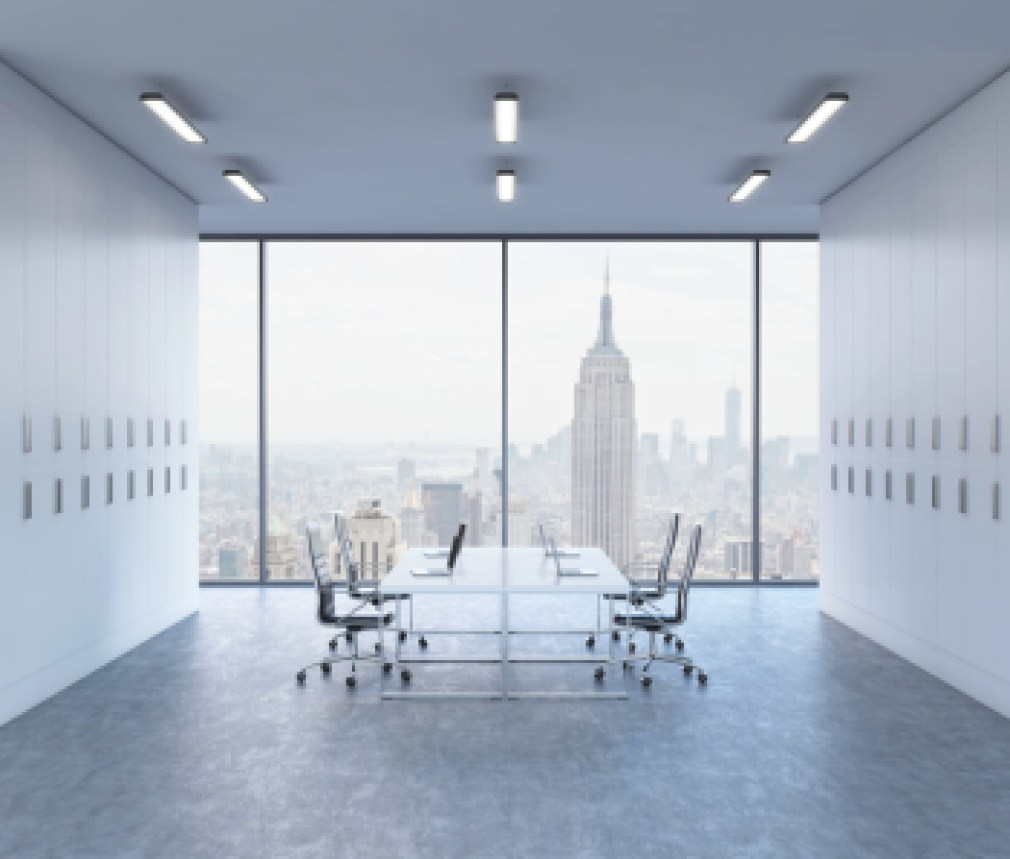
3 0 1009 235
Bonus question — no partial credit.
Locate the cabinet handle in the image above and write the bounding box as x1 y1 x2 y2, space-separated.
106 417 114 449
831 465 837 491
81 416 90 451
958 478 968 515
831 420 838 446
932 475 940 509
127 417 135 448
81 475 90 510
906 473 915 505
22 415 32 454
147 418 154 448
865 468 872 497
23 481 32 520
106 473 114 505
848 419 855 447
959 415 968 452
165 466 171 493
53 416 62 452
932 417 941 451
147 468 154 497
181 420 188 446
885 470 893 501
165 419 171 446
128 470 136 501
181 465 188 491
992 415 1001 454
865 419 873 448
848 467 855 494
994 483 1001 521
54 478 63 515
885 418 893 449
907 417 915 449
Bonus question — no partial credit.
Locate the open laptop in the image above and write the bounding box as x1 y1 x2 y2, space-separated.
537 522 579 559
412 524 466 577
549 536 597 579
423 522 465 559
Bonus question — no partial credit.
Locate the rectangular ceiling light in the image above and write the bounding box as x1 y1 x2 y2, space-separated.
223 170 267 203
787 92 849 143
139 92 205 143
496 169 516 202
729 169 770 203
494 92 518 144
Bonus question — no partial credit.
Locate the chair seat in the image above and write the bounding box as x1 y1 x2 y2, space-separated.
614 612 682 631
322 611 394 630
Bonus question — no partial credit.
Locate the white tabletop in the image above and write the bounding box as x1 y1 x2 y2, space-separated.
381 547 629 596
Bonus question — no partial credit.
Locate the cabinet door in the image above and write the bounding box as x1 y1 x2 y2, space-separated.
819 231 837 593
997 118 1010 465
55 144 87 467
84 173 109 449
934 144 966 469
933 463 965 660
23 121 58 467
147 214 167 450
997 468 1010 684
910 165 937 455
0 107 25 469
852 213 872 442
890 192 913 461
835 223 855 450
107 181 131 444
965 125 998 465
869 197 891 450
963 466 999 676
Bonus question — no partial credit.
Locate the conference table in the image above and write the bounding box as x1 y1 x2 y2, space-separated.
378 547 631 700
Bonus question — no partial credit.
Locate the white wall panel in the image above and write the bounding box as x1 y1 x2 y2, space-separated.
0 61 198 727
822 67 1010 719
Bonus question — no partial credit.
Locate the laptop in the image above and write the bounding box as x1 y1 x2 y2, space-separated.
412 524 466 577
549 536 597 579
537 522 579 558
424 522 466 559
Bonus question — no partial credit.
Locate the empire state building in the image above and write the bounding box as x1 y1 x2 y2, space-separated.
571 265 636 571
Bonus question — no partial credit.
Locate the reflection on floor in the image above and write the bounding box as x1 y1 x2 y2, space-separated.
2 587 1009 858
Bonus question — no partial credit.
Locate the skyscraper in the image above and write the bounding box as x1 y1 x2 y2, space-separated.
725 385 742 462
571 263 636 570
421 481 464 545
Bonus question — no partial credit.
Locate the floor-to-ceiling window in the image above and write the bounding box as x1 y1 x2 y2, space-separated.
264 241 501 581
196 238 818 584
760 241 820 579
508 242 754 579
198 242 260 580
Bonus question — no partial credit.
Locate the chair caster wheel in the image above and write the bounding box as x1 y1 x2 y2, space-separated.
586 636 595 649
401 670 412 684
628 642 636 654
383 662 392 674
329 641 338 652
676 640 684 652
374 642 382 654
698 671 708 685
622 661 631 671
345 675 356 688
345 632 353 643
296 671 306 685
612 631 620 642
320 663 331 676
683 665 693 676
399 630 407 642
419 637 428 650
641 675 652 688
663 633 673 644
594 667 605 682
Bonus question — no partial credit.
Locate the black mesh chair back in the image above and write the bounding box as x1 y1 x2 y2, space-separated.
306 522 336 622
655 514 680 595
676 524 703 621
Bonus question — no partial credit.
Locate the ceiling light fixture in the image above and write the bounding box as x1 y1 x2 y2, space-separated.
729 169 770 203
494 92 519 144
139 92 205 143
223 170 267 203
787 92 849 143
496 169 516 203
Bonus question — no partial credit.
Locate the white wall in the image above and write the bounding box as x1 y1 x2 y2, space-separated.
0 62 199 726
821 69 1010 718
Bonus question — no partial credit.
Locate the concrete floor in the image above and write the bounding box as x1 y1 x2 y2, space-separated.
2 586 1009 858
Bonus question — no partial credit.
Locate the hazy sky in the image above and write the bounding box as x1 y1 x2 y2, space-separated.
199 240 818 447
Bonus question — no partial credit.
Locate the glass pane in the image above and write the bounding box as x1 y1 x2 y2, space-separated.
760 241 820 580
266 242 501 581
508 242 753 580
199 242 260 581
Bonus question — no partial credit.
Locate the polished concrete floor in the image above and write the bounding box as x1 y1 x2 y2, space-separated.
2 586 1010 858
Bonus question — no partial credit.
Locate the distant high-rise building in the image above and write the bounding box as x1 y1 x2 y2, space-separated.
218 542 250 579
331 498 404 579
252 517 302 580
397 458 417 492
421 481 463 545
725 386 742 460
571 262 636 570
399 481 429 547
464 467 483 547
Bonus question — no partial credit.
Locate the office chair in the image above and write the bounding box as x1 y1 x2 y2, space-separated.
295 522 394 688
595 514 681 652
609 523 708 687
